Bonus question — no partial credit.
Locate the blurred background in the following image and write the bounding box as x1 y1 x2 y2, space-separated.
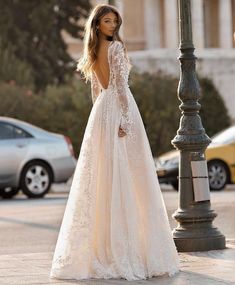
1 0 234 156
1 3 235 279
0 0 235 198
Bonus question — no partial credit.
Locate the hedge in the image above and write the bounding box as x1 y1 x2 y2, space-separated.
0 71 231 157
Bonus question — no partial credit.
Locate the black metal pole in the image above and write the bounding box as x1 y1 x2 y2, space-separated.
171 0 226 252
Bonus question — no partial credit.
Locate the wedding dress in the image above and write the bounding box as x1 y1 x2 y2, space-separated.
50 40 180 281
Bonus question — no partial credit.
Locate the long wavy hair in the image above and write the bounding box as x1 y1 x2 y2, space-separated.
76 4 125 81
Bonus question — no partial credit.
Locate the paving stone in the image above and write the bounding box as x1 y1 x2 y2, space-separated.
0 242 234 285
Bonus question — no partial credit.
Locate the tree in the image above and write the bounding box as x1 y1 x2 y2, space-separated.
129 71 231 156
0 41 34 87
0 0 91 90
199 77 231 137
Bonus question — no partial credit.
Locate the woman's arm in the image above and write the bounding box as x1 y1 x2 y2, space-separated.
112 41 132 136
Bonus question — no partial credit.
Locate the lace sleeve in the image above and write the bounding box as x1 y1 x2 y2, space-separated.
112 41 131 135
91 72 100 105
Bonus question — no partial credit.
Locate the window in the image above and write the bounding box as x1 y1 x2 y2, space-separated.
0 123 32 140
203 0 219 47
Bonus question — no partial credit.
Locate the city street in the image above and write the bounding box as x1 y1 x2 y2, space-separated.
0 185 235 284
0 185 235 255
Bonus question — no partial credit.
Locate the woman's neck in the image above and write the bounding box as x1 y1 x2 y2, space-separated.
98 33 113 43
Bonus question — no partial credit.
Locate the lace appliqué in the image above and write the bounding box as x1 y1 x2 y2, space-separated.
91 71 100 105
89 41 136 140
109 41 136 139
50 114 97 277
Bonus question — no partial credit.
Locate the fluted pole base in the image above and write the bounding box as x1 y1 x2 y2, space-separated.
173 236 226 252
173 206 226 252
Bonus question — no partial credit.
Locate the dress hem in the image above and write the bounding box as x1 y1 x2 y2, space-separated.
49 267 180 282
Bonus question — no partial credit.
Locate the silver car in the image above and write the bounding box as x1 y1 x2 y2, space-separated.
0 117 76 198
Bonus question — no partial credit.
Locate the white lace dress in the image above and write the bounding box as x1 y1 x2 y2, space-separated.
50 40 180 281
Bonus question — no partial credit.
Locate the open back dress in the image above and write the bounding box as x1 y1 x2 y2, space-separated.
50 40 180 281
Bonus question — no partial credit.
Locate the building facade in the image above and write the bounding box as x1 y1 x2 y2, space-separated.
65 0 235 122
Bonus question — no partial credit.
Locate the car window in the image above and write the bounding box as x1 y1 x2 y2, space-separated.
0 122 32 140
211 126 235 144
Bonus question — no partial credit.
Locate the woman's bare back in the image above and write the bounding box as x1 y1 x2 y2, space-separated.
93 44 110 90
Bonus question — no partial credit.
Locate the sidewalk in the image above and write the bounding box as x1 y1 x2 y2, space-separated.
0 240 234 285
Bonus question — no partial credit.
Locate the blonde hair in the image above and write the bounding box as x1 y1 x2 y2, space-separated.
76 4 124 81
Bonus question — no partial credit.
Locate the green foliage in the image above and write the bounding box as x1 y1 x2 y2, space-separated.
199 77 231 137
129 71 180 156
0 0 91 90
129 71 231 156
0 41 34 87
39 82 91 153
0 72 231 157
0 80 91 156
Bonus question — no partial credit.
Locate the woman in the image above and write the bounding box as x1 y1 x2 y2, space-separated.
50 4 180 281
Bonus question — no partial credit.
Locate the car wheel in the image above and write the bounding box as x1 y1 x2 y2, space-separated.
0 187 20 199
208 160 229 191
20 161 53 198
171 180 179 191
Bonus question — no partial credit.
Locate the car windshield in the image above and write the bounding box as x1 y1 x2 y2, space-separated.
211 126 235 144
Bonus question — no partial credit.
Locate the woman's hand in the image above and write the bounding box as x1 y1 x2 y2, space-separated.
118 126 127 137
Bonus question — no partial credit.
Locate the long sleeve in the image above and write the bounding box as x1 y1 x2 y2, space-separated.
112 41 132 135
91 71 100 105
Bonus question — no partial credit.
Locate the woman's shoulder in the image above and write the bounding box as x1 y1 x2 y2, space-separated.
110 40 124 52
112 40 123 47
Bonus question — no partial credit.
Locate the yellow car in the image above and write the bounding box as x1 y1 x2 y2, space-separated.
206 126 235 190
155 125 235 191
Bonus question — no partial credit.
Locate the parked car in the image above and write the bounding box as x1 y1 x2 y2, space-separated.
0 117 76 198
155 125 235 191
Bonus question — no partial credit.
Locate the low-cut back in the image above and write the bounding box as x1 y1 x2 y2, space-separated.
93 43 111 90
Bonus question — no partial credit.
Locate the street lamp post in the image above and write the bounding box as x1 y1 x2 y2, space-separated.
171 0 226 252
